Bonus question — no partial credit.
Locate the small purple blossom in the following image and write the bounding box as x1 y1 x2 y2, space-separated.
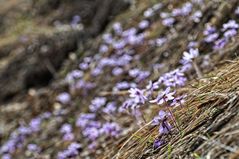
101 122 121 138
162 17 175 27
213 38 228 50
56 92 71 104
27 144 41 153
63 133 75 141
60 124 72 134
182 48 199 63
138 20 149 29
128 88 147 104
150 87 175 105
89 97 107 112
222 20 239 31
153 139 164 149
151 110 172 134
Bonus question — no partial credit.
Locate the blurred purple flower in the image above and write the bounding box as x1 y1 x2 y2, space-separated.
128 88 147 104
151 110 172 134
182 48 199 63
56 92 71 104
150 87 175 105
60 123 72 134
89 97 107 112
138 20 149 29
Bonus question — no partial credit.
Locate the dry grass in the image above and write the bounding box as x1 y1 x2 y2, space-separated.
104 60 239 159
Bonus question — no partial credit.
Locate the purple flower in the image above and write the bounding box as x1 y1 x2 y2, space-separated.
138 20 149 29
65 70 83 83
235 6 239 15
170 95 187 107
153 139 164 149
2 154 12 159
213 38 228 50
113 22 122 34
27 144 41 152
203 24 216 36
57 142 81 159
119 98 136 112
103 102 117 114
191 10 202 23
112 67 123 76
60 124 72 134
155 37 167 46
162 17 175 27
223 29 237 38
29 117 42 132
56 92 71 104
63 133 75 141
83 127 101 140
222 20 239 31
204 33 219 43
146 80 159 92
144 8 154 17
151 110 172 134
101 122 121 138
150 87 175 105
182 48 199 63
181 2 193 16
128 88 147 104
89 97 106 112
76 113 96 128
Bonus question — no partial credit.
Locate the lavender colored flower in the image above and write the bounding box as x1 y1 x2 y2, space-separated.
83 127 101 140
203 24 216 36
187 41 198 48
99 44 109 53
76 113 96 128
181 2 193 16
91 67 102 76
63 133 75 141
29 117 42 132
101 122 121 138
170 95 187 107
71 15 81 27
153 139 164 149
146 80 159 92
191 10 202 23
103 102 117 114
27 144 41 152
182 48 199 63
56 92 71 104
128 88 147 104
159 69 187 87
204 33 219 43
150 87 175 105
60 123 72 134
113 22 122 34
65 70 83 83
235 6 239 15
17 126 32 135
89 97 107 112
103 33 113 44
151 110 172 134
223 29 237 38
119 98 137 113
57 142 81 159
2 154 12 159
144 8 154 17
112 67 123 76
138 20 149 29
155 37 167 47
213 38 228 50
162 17 175 27
222 20 239 31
